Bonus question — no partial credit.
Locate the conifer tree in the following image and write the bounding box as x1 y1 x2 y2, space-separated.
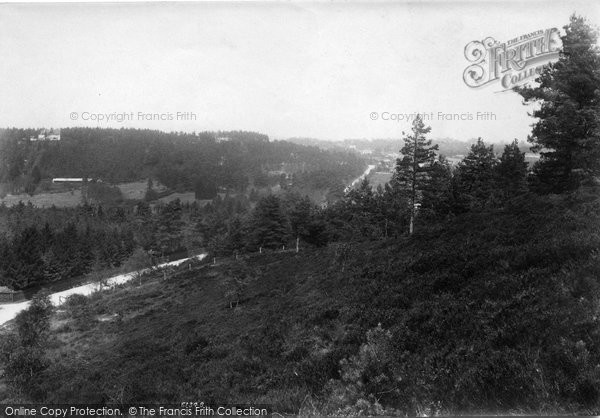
516 15 600 193
225 215 246 254
287 194 313 242
11 226 45 289
145 177 158 201
456 138 497 208
420 155 453 220
345 179 387 239
391 114 439 234
156 199 184 255
496 139 528 197
251 195 289 249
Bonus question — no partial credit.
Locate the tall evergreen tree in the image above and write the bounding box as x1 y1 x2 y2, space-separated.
345 179 386 239
286 194 314 242
250 195 289 249
156 199 184 255
10 226 45 289
420 155 453 220
496 139 528 197
456 138 497 208
225 215 246 254
516 15 600 193
391 114 439 234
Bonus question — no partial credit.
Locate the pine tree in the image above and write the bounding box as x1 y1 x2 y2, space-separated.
496 139 528 197
225 215 246 254
420 155 453 220
251 195 289 249
456 138 497 208
11 226 45 289
516 15 600 193
286 194 313 242
391 114 439 234
156 199 185 256
345 179 386 239
53 223 81 279
144 177 158 201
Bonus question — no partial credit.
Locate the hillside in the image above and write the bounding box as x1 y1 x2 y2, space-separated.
3 189 599 414
0 128 365 198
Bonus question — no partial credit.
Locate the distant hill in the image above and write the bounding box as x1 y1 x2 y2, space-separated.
0 128 366 197
283 137 346 150
288 136 534 158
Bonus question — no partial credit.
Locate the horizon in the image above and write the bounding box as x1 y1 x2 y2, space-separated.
4 125 527 145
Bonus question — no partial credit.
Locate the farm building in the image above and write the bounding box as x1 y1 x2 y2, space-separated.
0 286 20 303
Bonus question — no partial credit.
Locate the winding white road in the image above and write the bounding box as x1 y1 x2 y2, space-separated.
0 254 206 326
344 164 377 193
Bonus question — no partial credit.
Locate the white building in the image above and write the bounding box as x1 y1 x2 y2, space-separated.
52 178 88 183
31 128 61 141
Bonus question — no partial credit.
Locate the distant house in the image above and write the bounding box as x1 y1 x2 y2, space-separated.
0 286 19 303
31 128 61 141
216 136 231 143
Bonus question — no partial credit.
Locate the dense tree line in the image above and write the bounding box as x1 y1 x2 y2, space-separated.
0 198 207 290
203 134 532 256
200 192 327 256
0 128 365 196
0 213 134 290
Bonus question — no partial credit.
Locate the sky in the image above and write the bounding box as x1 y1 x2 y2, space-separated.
0 1 598 142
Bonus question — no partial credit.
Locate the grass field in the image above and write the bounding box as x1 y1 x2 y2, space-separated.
367 171 393 189
118 180 167 200
157 192 196 204
0 189 82 208
0 180 170 208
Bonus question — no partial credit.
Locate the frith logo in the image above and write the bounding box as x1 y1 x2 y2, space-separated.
463 28 561 90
